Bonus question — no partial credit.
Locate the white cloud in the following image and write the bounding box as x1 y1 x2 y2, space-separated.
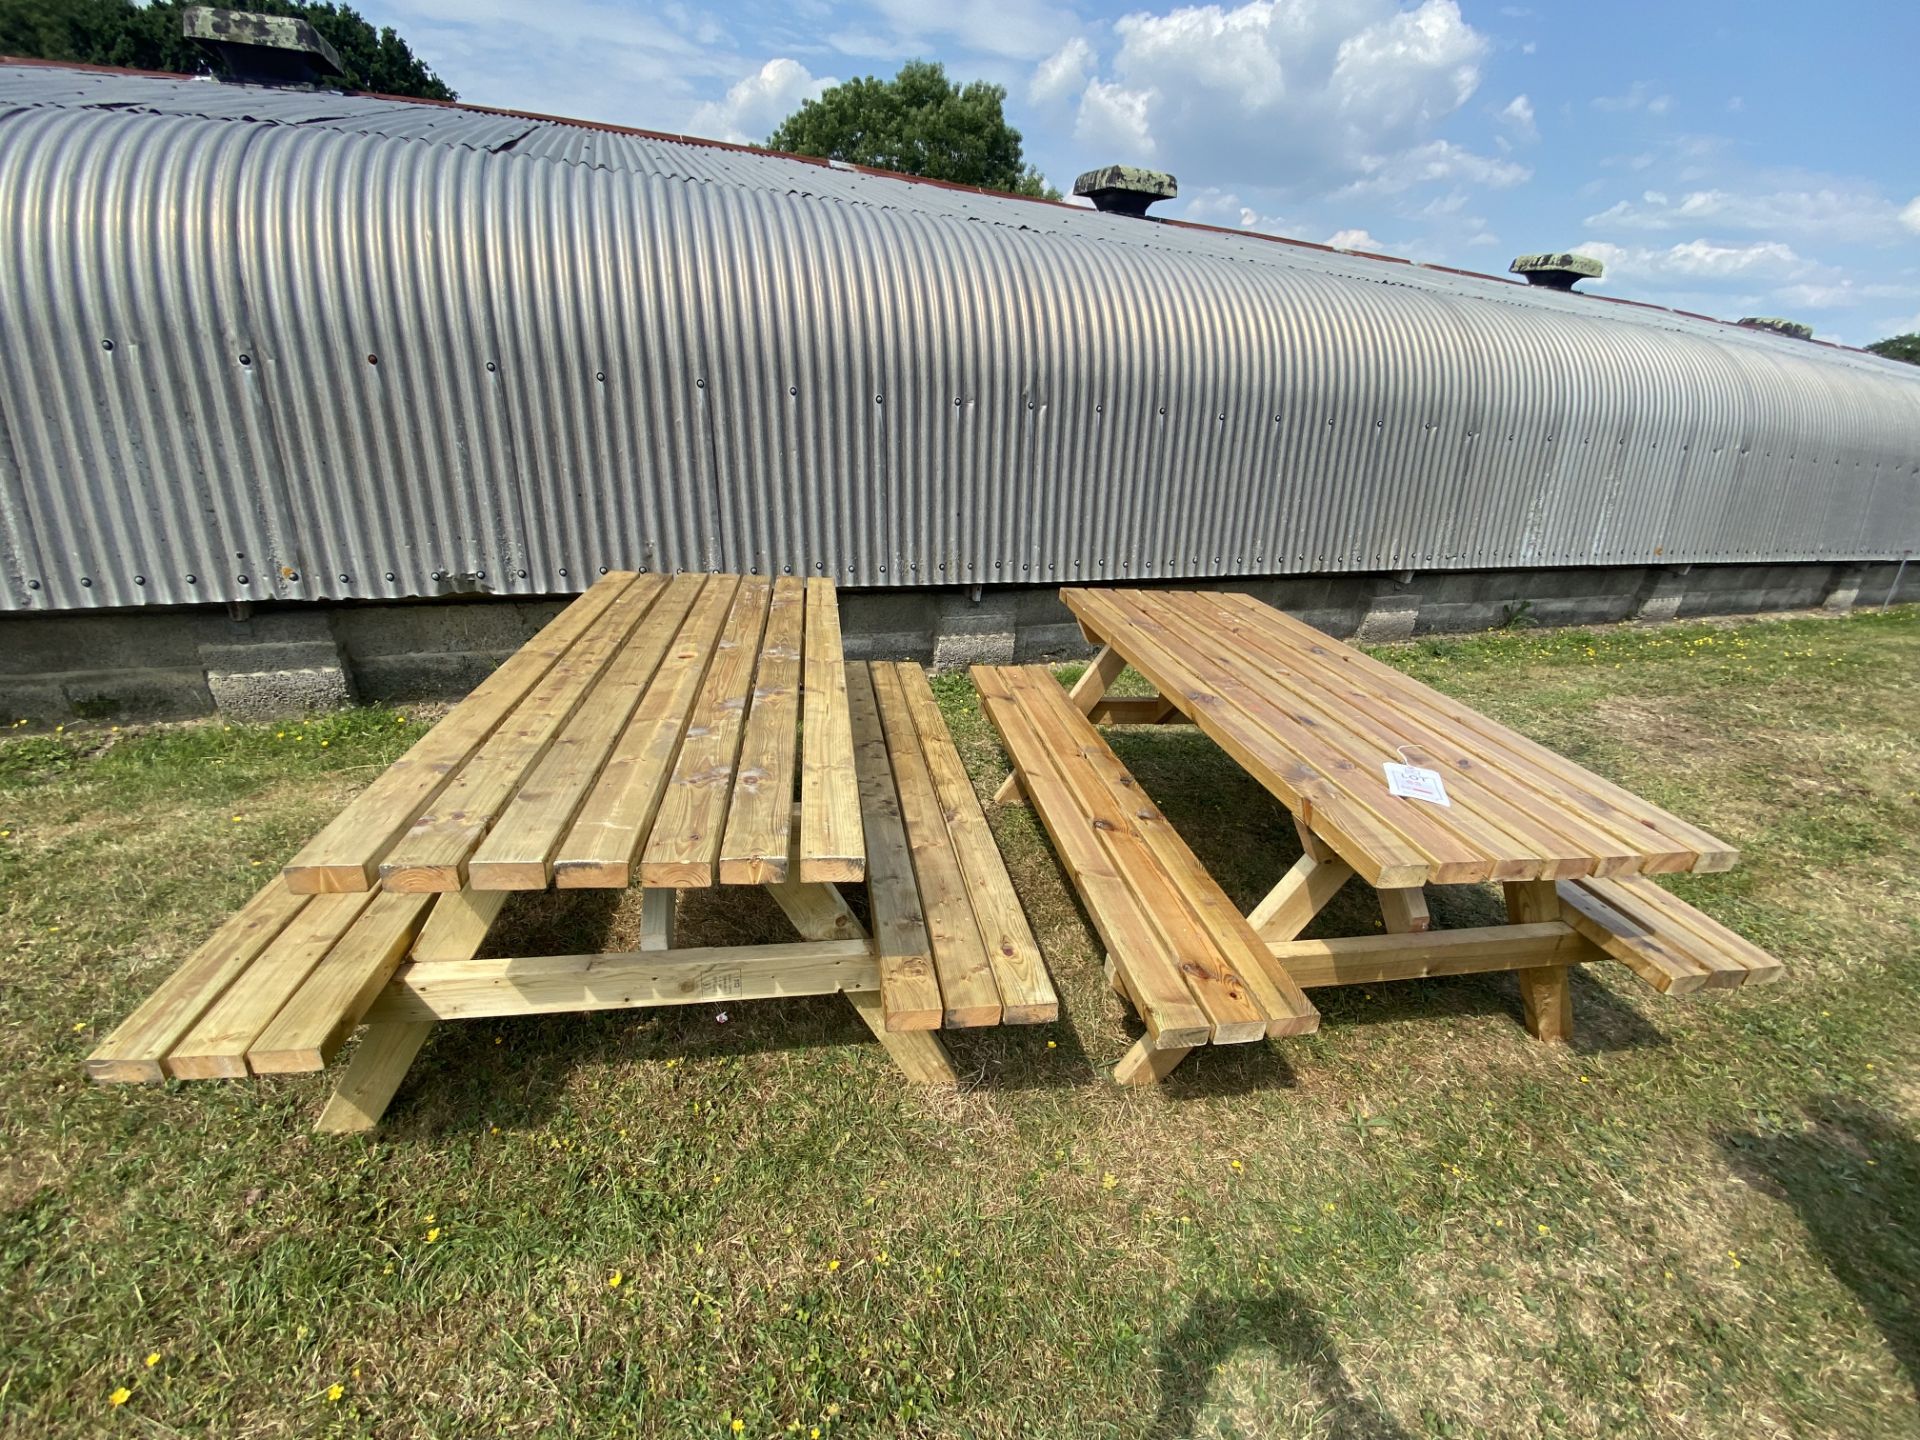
1592 81 1672 114
1059 0 1489 194
1500 92 1535 138
1337 139 1529 197
1585 185 1915 242
1182 186 1290 234
1328 227 1385 251
1575 238 1821 285
1030 36 1094 106
687 58 832 145
1074 79 1158 158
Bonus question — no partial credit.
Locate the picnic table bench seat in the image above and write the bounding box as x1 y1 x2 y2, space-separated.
1556 874 1783 995
87 573 1056 1130
972 663 1318 1084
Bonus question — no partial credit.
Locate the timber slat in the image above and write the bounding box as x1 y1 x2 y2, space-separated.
889 662 1058 1024
798 578 865 882
281 573 637 892
552 575 740 888
1559 875 1782 991
466 573 707 890
844 663 946 1030
972 665 1220 1049
639 577 772 886
379 575 668 891
718 576 808 884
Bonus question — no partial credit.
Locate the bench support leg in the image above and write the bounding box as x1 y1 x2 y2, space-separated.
1113 1035 1195 1086
315 1021 435 1134
314 889 507 1134
1248 853 1354 942
1504 881 1573 1044
992 646 1126 803
765 878 958 1085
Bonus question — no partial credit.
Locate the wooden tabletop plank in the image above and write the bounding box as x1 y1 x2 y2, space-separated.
1138 591 1554 883
1192 591 1663 879
845 662 946 1031
466 574 708 890
85 880 312 1083
165 889 379 1079
718 576 808 884
890 662 1058 1024
552 576 741 888
998 665 1277 1042
1221 595 1737 871
1161 591 1629 880
797 578 865 883
639 577 773 887
1005 663 1315 1036
869 662 1003 1027
1067 589 1444 887
247 889 438 1072
281 573 637 893
972 666 1212 1049
377 574 668 891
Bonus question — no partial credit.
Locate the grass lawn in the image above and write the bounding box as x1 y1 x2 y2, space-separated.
3 606 1918 1438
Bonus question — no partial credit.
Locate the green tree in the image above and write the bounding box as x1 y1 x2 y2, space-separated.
1867 333 1920 365
768 60 1056 199
0 0 455 99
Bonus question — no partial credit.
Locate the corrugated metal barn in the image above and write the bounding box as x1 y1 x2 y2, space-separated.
2 58 1918 617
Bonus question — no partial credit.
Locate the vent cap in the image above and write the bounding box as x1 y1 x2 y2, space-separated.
1738 316 1813 340
183 6 344 87
1073 165 1178 217
1510 252 1604 290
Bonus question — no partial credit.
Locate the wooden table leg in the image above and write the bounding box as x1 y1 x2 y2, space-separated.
993 644 1125 803
1376 886 1431 934
765 877 957 1085
1504 880 1572 1044
640 887 676 952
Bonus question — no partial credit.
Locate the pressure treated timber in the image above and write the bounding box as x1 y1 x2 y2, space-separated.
282 574 637 892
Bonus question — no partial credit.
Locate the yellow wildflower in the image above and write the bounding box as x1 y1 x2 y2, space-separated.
425 1227 441 1243
732 1420 745 1434
826 1259 840 1272
327 1383 344 1403
1229 1159 1243 1172
608 1270 623 1288
1101 1173 1118 1191
109 1387 132 1407
1046 1039 1057 1049
144 1352 160 1368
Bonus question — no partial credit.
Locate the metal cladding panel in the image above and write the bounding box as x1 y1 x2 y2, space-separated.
2 63 1919 614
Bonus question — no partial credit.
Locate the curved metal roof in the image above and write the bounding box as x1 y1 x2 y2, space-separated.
2 59 1916 612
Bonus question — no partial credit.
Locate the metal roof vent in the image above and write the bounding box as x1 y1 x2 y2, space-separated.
183 6 344 87
1509 252 1604 291
1738 316 1813 340
1073 165 1178 217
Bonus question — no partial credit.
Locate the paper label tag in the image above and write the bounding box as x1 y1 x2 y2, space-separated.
1383 762 1451 807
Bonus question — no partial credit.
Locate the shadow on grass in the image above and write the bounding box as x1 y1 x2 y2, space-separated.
1152 1288 1412 1439
1721 1097 1920 1402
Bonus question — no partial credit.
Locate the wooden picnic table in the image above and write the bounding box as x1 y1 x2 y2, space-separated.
87 573 1056 1128
976 587 1779 1082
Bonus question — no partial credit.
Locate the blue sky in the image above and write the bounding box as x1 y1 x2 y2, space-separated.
359 0 1920 346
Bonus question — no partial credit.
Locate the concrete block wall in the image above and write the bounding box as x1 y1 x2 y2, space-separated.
0 559 1912 723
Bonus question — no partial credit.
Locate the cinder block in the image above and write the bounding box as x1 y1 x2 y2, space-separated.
207 666 353 722
1353 593 1420 644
